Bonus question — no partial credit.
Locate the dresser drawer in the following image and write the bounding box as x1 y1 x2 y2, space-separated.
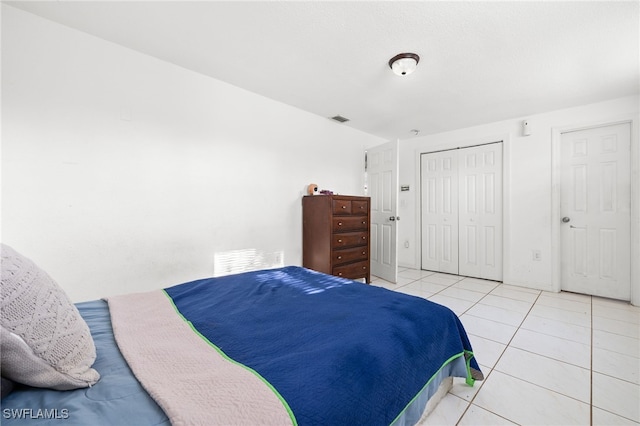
333 261 368 279
332 199 352 214
333 216 368 231
351 200 369 215
333 232 368 248
333 246 368 266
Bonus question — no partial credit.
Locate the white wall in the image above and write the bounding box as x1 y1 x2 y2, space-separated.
398 96 639 300
1 6 384 302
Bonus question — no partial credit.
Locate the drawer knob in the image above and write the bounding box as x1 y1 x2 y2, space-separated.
342 205 346 209
338 239 342 243
362 266 367 270
362 236 366 240
362 221 366 225
338 272 343 276
362 251 366 255
338 222 343 226
337 256 342 260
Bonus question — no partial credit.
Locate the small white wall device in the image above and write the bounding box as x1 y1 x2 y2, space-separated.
522 119 531 136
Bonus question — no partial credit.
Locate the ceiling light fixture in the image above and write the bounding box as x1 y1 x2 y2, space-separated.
389 53 420 76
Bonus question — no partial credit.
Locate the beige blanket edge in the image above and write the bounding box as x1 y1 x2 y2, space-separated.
106 290 294 426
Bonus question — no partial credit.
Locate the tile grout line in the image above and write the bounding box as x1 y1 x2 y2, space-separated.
450 279 495 425
387 271 640 424
384 272 626 423
456 289 544 424
463 290 637 422
482 293 602 418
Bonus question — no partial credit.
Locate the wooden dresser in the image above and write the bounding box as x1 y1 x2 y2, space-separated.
302 195 370 283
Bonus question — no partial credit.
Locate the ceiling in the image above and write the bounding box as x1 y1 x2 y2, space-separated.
5 1 639 141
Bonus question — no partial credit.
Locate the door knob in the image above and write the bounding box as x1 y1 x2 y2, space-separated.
389 216 395 221
562 217 571 223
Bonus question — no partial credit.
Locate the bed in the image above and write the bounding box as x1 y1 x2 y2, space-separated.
1 245 483 425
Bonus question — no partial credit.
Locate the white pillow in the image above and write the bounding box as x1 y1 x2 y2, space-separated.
0 244 100 390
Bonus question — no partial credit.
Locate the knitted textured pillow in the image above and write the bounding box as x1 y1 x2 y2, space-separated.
0 244 100 390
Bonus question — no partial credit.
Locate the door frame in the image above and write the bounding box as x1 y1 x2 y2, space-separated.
551 116 640 305
416 134 510 281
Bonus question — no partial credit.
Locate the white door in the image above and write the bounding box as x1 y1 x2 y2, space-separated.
458 144 503 281
421 143 503 280
421 150 459 275
560 123 631 300
367 140 399 283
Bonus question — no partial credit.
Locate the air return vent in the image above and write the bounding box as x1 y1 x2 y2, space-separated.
330 115 350 123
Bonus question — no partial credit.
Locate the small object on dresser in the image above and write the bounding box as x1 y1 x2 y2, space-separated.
319 189 334 195
307 183 319 195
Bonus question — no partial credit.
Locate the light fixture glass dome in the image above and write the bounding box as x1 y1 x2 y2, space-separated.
389 53 420 76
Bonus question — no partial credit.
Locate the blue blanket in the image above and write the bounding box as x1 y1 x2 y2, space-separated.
165 266 481 426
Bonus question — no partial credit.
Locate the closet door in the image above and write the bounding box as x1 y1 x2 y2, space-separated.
421 143 503 280
420 150 459 274
458 144 503 281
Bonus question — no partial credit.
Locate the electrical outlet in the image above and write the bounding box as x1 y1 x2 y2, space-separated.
532 250 541 261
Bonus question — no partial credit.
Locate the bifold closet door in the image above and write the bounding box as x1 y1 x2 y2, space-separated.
421 143 503 281
421 150 459 275
458 144 503 281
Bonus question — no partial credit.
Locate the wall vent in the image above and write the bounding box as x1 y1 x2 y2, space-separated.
330 115 350 123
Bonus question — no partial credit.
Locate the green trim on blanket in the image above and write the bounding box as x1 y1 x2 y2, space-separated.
464 350 476 386
390 350 476 426
161 290 298 426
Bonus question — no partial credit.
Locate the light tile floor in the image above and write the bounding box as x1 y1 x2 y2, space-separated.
371 268 640 425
